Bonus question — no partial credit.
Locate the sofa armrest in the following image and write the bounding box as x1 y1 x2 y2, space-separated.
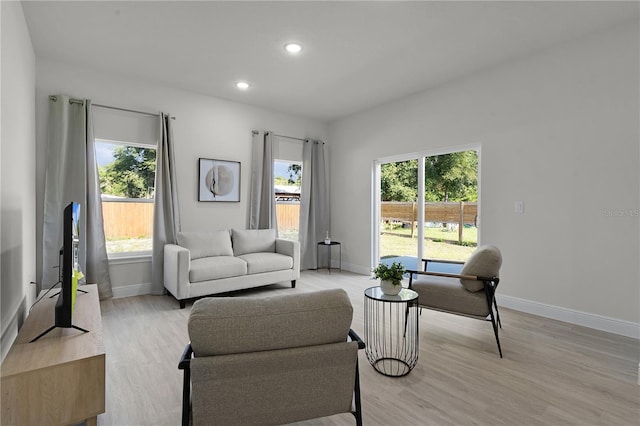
276 238 300 278
164 244 191 299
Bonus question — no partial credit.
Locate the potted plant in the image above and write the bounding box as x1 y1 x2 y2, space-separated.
373 261 406 295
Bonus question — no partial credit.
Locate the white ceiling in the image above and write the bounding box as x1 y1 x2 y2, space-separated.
22 1 639 123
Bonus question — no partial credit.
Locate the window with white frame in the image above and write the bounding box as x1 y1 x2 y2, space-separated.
96 139 156 255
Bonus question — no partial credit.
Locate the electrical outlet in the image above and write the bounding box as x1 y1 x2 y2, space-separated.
515 201 525 214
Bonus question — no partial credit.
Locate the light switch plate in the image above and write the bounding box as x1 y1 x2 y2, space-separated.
515 201 525 214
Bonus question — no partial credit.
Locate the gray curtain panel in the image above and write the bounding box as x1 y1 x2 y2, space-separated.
249 131 277 230
151 113 181 295
42 95 112 298
85 101 113 299
299 139 329 270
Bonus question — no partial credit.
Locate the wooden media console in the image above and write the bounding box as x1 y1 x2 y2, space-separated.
1 284 105 425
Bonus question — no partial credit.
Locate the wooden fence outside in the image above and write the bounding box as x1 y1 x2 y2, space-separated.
102 200 472 241
102 200 299 239
102 200 153 239
276 202 299 231
381 201 478 242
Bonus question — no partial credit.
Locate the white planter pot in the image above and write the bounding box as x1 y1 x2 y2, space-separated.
380 279 402 296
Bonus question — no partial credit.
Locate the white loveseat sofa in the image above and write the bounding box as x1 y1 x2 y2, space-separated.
164 228 300 308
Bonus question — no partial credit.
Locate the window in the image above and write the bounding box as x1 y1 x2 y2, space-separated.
274 159 302 240
96 139 156 255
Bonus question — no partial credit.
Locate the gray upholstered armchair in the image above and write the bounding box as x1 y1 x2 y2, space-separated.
407 245 503 357
178 289 365 426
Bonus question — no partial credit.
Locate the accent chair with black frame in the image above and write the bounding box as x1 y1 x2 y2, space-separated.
407 245 504 357
178 289 365 426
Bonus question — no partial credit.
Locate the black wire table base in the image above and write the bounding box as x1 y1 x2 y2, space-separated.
364 286 419 377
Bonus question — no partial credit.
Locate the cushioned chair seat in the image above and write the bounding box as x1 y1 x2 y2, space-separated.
238 252 294 275
189 256 247 282
410 274 489 318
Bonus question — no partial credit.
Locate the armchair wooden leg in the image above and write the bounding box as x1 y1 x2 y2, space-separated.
494 299 502 328
291 280 296 288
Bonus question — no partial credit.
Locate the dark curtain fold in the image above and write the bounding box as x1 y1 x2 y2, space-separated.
249 131 277 231
151 113 181 295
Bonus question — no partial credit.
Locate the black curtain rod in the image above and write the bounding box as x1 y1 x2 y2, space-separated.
94 103 175 120
49 96 175 120
252 130 324 144
272 133 306 142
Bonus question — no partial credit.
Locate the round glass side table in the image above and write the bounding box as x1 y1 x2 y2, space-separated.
364 286 419 377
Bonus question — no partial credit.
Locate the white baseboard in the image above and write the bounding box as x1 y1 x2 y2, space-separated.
111 282 153 299
1 315 20 362
497 294 640 340
341 262 372 276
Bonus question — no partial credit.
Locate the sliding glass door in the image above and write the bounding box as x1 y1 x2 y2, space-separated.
374 147 479 272
375 158 422 271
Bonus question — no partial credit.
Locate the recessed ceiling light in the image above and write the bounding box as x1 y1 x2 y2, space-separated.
235 81 250 90
284 43 303 54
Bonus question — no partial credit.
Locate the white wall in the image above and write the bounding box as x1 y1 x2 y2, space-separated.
35 58 328 297
329 23 639 337
1 1 37 360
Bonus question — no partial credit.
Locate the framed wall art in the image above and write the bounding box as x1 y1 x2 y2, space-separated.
198 158 241 202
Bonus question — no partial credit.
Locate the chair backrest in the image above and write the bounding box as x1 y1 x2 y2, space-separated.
460 245 502 292
187 289 359 426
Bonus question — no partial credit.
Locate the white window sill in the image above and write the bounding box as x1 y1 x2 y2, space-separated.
108 252 152 265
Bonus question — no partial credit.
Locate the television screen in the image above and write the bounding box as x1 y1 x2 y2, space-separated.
55 202 81 327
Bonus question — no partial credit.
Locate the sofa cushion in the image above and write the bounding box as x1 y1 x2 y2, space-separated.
189 256 247 282
188 289 353 356
231 228 276 256
411 274 489 317
460 245 502 292
177 230 233 260
238 252 293 275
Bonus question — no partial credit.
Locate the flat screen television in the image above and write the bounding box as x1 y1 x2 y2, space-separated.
56 201 81 327
31 201 88 342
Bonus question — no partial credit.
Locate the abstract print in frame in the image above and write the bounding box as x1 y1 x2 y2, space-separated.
198 158 241 202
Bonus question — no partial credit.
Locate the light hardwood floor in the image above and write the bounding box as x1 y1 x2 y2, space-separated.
98 271 639 426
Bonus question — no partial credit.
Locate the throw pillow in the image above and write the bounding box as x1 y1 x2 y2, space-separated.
460 245 502 292
231 228 276 256
176 230 233 260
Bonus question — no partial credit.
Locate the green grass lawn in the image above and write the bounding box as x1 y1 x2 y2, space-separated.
380 224 477 261
106 226 474 262
106 238 152 253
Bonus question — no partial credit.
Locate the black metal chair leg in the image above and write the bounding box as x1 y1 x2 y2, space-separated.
484 280 503 358
489 309 503 358
179 345 193 426
352 360 363 426
494 299 502 328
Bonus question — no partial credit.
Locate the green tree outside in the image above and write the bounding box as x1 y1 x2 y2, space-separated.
380 160 418 201
287 163 302 185
380 151 478 202
424 151 478 202
99 146 156 198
